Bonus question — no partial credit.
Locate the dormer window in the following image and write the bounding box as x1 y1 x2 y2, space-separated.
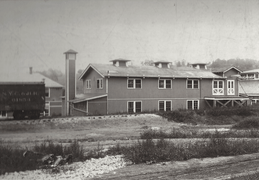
154 61 171 68
191 63 207 70
110 59 131 67
115 61 119 67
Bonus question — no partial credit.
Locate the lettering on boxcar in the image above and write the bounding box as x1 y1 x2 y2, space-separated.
11 97 31 102
1 90 38 102
6 91 38 96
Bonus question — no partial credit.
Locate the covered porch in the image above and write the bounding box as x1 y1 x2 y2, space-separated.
69 94 107 116
204 96 250 108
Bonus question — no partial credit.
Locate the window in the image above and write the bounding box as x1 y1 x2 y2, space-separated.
227 80 235 95
187 79 199 89
0 111 7 117
252 99 259 105
128 101 142 113
44 102 50 116
158 79 172 89
84 80 91 93
159 100 172 111
45 88 50 97
128 79 134 88
97 79 103 89
86 79 91 89
127 79 142 89
187 100 199 110
213 80 224 95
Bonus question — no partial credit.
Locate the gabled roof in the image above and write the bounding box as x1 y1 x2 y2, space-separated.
211 67 242 74
0 72 63 88
79 64 105 80
79 63 224 80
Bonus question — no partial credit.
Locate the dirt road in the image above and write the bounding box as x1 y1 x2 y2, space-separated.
93 153 259 180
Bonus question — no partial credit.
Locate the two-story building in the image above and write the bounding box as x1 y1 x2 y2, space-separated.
239 69 259 104
68 59 249 116
0 68 63 118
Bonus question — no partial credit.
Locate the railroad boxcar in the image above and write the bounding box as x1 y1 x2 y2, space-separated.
0 82 45 119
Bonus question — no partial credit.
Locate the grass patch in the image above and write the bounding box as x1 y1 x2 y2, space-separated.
158 109 199 125
206 107 255 117
0 140 85 175
158 106 259 125
108 138 259 164
3 137 259 175
33 140 85 162
140 128 259 139
232 116 259 129
230 171 259 180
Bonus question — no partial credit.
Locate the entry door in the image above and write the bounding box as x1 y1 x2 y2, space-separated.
227 80 235 95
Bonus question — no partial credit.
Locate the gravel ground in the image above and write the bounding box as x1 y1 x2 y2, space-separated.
0 155 128 180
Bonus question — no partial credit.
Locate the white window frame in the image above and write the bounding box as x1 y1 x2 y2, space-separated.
44 102 50 116
227 80 235 95
127 79 142 89
86 79 91 89
212 80 224 95
45 88 50 98
186 100 199 110
127 101 142 113
158 79 172 89
0 111 7 117
252 99 259 105
158 100 172 111
97 79 103 89
186 79 199 89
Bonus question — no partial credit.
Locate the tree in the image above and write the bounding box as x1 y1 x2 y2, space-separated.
209 58 259 71
175 60 188 67
141 60 154 66
38 69 85 94
76 69 84 94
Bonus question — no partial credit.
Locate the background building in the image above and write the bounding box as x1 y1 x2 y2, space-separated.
0 68 63 118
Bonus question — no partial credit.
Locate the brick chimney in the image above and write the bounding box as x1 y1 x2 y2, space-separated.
64 49 77 116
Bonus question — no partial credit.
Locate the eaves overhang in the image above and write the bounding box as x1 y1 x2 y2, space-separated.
105 74 226 79
0 82 45 84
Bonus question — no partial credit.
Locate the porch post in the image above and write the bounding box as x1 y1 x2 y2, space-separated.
213 100 216 107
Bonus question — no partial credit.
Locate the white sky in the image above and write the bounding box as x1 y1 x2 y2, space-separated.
0 0 259 73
